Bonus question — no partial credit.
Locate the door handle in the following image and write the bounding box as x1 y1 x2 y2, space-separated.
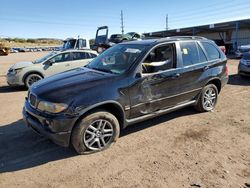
171 73 180 79
65 64 70 67
203 66 209 71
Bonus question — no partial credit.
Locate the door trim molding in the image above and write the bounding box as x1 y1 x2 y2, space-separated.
126 100 196 125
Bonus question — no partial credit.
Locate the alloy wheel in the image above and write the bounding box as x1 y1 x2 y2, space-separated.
83 119 114 151
26 74 42 88
203 87 217 111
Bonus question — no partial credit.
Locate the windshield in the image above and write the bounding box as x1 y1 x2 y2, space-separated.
33 51 58 63
87 44 146 74
242 53 250 60
126 32 135 37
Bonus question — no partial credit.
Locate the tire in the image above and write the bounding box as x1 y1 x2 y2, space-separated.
195 84 218 112
24 73 43 88
71 111 120 154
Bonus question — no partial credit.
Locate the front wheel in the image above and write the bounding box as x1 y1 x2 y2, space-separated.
195 84 218 112
71 111 120 154
24 73 43 88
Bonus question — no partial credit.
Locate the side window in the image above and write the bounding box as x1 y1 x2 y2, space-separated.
76 39 87 49
197 44 207 62
82 40 87 48
77 40 82 49
72 52 91 60
88 53 97 58
201 42 220 60
180 42 200 66
81 52 89 59
133 33 140 39
72 52 83 60
142 44 174 74
50 53 70 63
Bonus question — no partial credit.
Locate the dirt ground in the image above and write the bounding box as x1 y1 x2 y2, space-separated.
0 52 249 188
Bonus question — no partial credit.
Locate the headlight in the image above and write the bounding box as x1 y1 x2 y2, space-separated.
8 68 22 75
37 101 68 113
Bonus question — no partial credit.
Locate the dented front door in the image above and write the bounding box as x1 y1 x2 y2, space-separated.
128 69 181 119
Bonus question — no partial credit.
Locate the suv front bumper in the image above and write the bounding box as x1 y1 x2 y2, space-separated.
6 73 23 86
23 99 78 147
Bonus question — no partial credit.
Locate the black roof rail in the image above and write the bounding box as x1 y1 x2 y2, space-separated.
159 36 208 41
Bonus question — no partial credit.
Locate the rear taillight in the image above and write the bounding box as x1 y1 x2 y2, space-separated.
225 65 229 76
220 46 226 54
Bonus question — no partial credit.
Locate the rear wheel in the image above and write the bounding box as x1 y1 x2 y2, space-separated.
71 111 120 154
24 73 43 88
195 84 218 112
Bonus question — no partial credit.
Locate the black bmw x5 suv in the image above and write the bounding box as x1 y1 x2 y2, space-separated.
23 36 228 154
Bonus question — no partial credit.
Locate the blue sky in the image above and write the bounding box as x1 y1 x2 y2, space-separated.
0 0 250 39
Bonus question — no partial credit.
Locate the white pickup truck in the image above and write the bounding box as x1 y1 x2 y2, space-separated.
63 37 90 50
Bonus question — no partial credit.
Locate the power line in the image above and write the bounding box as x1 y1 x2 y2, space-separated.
171 8 250 25
170 2 250 22
168 0 249 19
166 14 169 30
121 10 124 34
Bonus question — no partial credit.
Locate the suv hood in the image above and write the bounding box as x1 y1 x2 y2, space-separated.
10 61 33 69
31 68 116 103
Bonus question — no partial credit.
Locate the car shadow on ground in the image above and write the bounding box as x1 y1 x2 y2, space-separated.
0 107 197 173
228 74 250 86
121 107 196 137
0 119 76 173
0 85 27 93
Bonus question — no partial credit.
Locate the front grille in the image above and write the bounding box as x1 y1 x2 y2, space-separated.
29 93 37 108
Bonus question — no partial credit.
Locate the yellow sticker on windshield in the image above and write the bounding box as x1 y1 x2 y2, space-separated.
183 48 188 54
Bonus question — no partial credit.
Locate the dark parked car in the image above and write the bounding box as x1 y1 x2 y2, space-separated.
109 32 141 44
23 36 228 154
238 52 250 76
93 26 142 53
109 34 127 43
235 45 250 59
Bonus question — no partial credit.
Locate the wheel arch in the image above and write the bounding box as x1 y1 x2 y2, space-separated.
22 71 44 83
205 78 222 93
72 101 126 132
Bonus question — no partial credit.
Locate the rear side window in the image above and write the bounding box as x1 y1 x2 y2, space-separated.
201 42 220 60
50 53 71 63
88 53 97 58
72 52 89 60
180 42 205 66
197 44 207 62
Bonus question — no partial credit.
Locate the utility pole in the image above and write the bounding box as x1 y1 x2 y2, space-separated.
166 14 169 30
121 10 124 34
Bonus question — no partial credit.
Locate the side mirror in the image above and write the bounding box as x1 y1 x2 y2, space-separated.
135 72 142 78
47 59 55 66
